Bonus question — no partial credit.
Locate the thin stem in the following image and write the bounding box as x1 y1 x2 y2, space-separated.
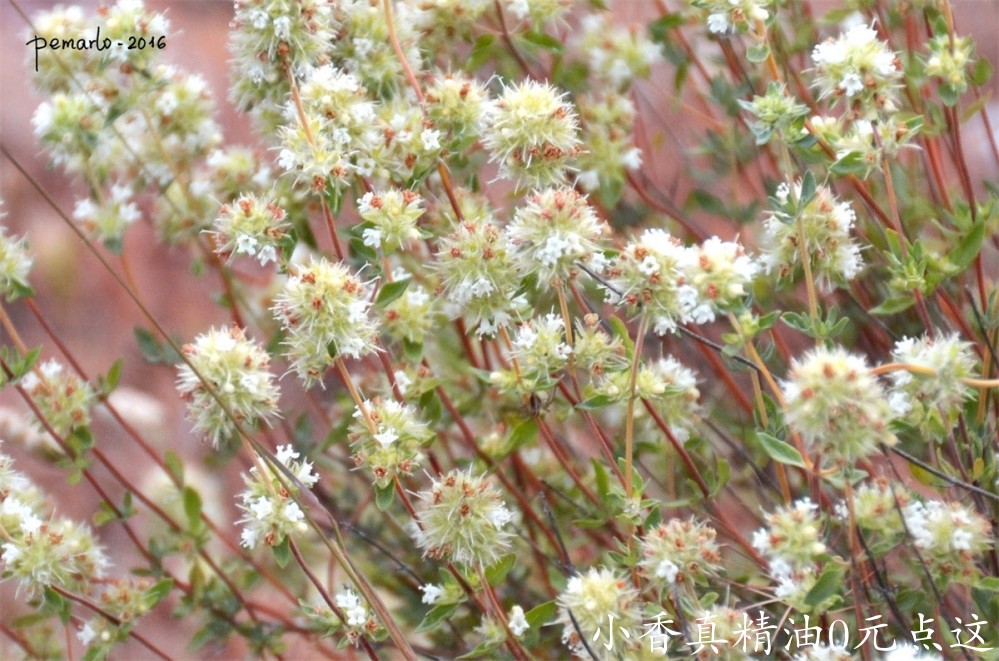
624 314 648 498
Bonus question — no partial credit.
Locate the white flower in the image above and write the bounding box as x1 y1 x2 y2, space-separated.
420 583 443 605
508 605 529 637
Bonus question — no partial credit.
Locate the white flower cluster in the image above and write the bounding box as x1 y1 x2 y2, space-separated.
237 444 319 549
211 194 289 266
605 230 756 334
176 326 281 448
272 257 380 385
761 180 863 289
0 443 108 596
811 23 902 117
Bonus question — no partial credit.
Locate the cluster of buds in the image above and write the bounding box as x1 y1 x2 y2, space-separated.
574 92 643 198
491 312 573 395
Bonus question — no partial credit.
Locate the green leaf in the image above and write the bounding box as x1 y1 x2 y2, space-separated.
971 58 993 86
592 458 610 499
948 220 985 272
182 486 202 529
522 30 563 53
746 43 770 64
272 535 292 568
871 294 916 316
781 311 811 334
576 394 617 411
468 35 496 71
104 359 122 391
416 602 461 633
134 327 163 363
804 564 845 608
709 458 730 497
649 14 684 43
524 600 557 629
143 578 174 610
506 419 538 452
375 482 395 511
977 577 999 592
457 638 504 659
164 450 184 485
908 462 950 488
608 315 635 356
484 553 516 586
757 432 806 468
799 170 817 206
375 278 411 307
42 586 71 624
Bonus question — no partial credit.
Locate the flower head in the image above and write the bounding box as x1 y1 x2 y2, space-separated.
411 469 514 567
811 23 902 118
507 187 606 284
237 444 319 549
482 79 581 187
358 189 424 252
887 333 977 437
176 326 281 448
752 498 828 573
272 257 379 386
555 567 641 656
761 180 864 289
211 194 289 266
434 220 527 337
21 360 95 437
604 229 700 335
783 346 896 462
0 205 33 301
640 517 722 587
349 399 432 489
